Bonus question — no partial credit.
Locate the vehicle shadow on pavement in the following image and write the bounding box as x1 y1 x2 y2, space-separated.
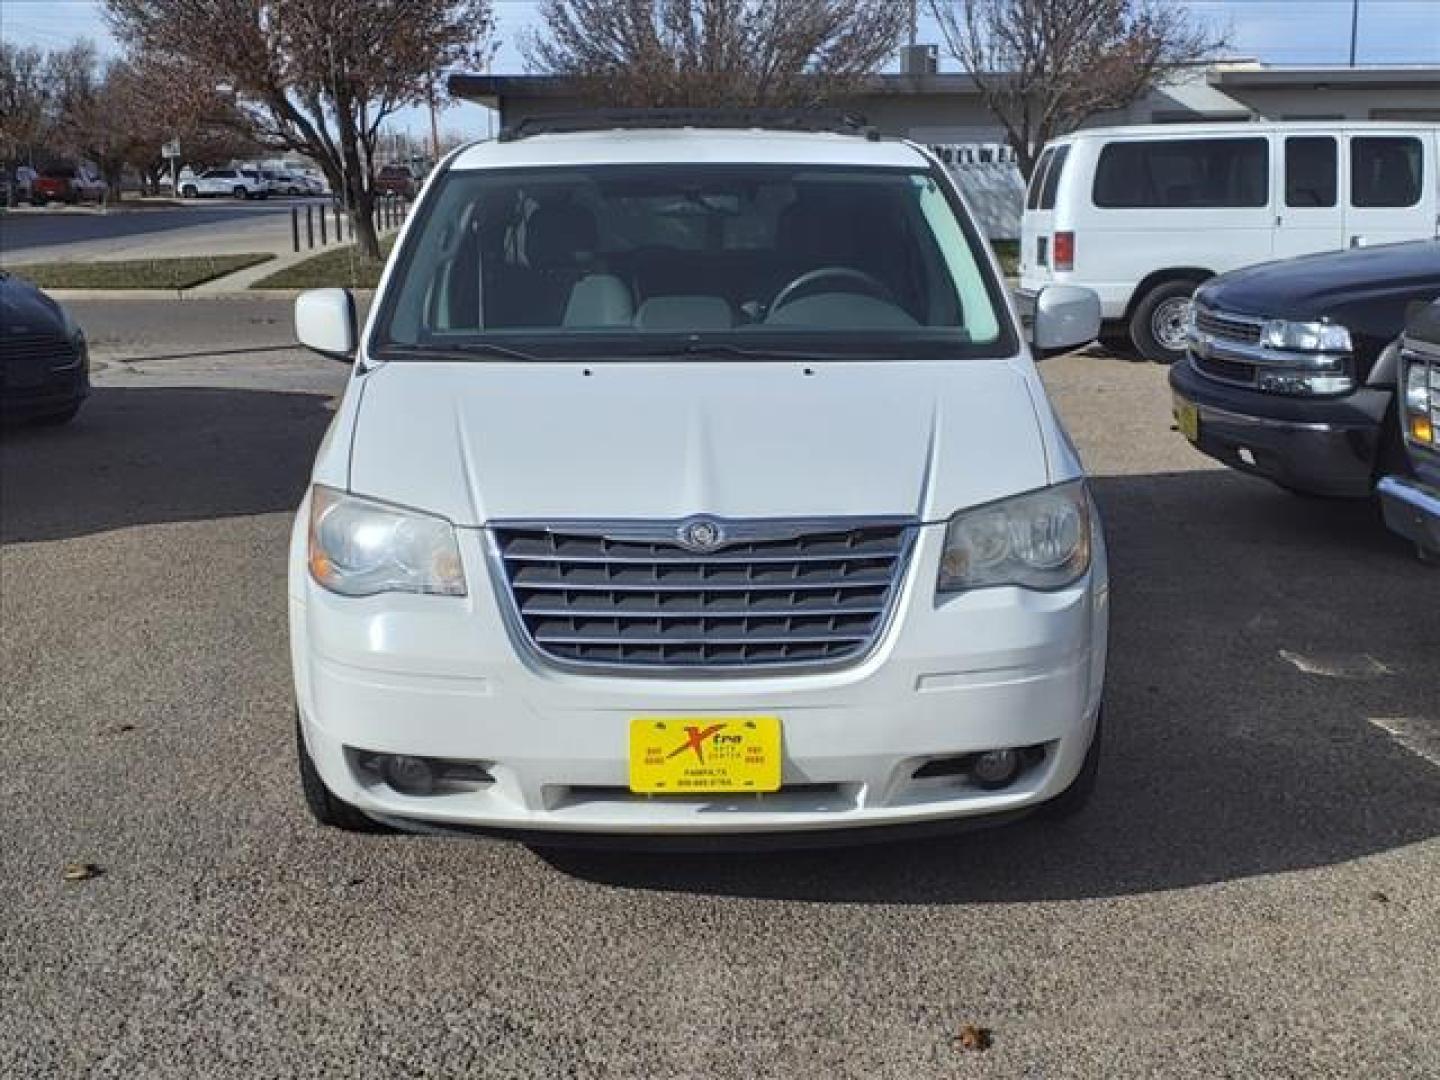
0 385 333 544
540 470 1440 903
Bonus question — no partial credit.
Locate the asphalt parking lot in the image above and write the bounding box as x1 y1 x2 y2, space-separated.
2 299 1438 1079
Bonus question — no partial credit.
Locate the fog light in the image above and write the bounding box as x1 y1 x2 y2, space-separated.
970 749 1022 789
380 754 436 796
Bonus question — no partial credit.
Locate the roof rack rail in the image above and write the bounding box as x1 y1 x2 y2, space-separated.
497 108 879 143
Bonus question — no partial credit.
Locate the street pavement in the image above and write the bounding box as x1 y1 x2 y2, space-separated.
2 299 1438 1078
0 200 327 264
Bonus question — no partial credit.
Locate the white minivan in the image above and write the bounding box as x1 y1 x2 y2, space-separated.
289 118 1109 844
1020 121 1440 363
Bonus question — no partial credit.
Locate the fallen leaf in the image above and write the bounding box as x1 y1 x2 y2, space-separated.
63 863 103 882
1370 890 1391 904
957 1024 992 1052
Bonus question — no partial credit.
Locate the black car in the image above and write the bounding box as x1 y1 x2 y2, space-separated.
1170 240 1440 498
1379 300 1440 561
0 272 90 425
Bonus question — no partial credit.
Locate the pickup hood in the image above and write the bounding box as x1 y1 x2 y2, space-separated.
347 360 1052 526
1198 240 1440 320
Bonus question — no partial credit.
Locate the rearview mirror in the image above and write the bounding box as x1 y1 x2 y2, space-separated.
1031 285 1102 359
295 288 357 362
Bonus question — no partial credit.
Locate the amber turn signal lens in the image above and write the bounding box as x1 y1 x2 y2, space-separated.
1411 415 1435 446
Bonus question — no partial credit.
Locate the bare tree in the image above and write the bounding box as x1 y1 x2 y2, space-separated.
106 0 494 258
929 0 1226 177
0 42 50 166
526 0 910 109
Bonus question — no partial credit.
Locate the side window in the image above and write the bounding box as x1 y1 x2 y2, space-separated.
1351 137 1423 208
1285 137 1337 207
1039 145 1069 210
1026 149 1054 211
1092 138 1269 208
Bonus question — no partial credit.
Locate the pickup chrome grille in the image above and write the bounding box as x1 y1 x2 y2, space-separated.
492 520 916 671
1194 306 1262 346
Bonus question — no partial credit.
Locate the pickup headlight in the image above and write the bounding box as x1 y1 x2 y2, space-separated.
1260 319 1352 353
938 481 1093 593
1403 357 1436 447
307 485 466 597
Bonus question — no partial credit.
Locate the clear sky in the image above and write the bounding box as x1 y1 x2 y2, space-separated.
4 0 1439 137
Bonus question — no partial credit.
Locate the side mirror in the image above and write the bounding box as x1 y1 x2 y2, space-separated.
295 288 357 362
1031 285 1102 359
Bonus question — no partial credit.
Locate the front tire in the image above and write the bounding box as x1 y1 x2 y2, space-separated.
1130 280 1200 365
295 714 391 832
181 184 197 198
233 186 248 200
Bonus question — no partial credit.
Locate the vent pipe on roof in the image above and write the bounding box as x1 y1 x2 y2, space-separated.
900 44 939 76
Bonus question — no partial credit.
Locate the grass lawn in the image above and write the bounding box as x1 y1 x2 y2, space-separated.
5 254 273 290
252 238 396 290
991 239 1019 277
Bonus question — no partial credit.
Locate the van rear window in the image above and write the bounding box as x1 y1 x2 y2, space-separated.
1092 138 1268 209
1025 149 1054 211
1039 146 1069 210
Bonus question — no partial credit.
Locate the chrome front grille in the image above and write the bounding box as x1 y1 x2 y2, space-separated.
492 519 916 671
1194 306 1262 346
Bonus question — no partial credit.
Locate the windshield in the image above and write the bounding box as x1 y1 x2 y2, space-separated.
372 163 1013 360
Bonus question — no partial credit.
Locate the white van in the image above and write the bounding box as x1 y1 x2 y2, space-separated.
288 118 1109 843
1019 122 1440 362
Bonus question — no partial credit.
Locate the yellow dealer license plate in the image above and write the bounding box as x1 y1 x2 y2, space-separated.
1175 397 1200 443
629 716 782 794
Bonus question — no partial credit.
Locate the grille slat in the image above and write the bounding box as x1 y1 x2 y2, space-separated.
1194 306 1262 346
496 520 914 671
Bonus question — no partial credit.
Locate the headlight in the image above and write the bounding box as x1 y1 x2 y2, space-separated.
938 481 1093 594
1403 358 1436 447
1260 319 1352 353
57 305 85 344
307 485 466 597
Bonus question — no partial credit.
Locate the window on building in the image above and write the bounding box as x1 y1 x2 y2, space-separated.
1285 137 1337 208
1092 138 1269 208
1350 137 1423 208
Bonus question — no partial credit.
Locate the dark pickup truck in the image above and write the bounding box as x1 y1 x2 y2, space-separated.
1170 240 1440 498
1379 300 1440 561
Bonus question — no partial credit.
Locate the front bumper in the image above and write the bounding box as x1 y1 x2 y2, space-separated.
1170 359 1389 498
1378 474 1440 556
290 508 1109 837
0 367 89 422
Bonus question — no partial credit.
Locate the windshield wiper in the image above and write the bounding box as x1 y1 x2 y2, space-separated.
371 342 542 363
665 341 874 362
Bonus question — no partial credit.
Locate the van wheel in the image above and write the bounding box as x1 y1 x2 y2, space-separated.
295 713 391 833
1130 280 1198 365
1033 711 1102 822
181 184 197 198
233 186 248 199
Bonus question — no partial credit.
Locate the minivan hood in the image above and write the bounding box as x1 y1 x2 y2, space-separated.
348 360 1050 526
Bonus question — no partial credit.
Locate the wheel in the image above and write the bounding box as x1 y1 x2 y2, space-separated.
181 184 197 198
234 186 248 199
295 713 391 832
1032 711 1101 821
1129 280 1200 365
32 402 81 426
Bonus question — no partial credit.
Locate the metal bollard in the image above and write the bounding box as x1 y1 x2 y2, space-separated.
306 204 315 249
291 206 300 253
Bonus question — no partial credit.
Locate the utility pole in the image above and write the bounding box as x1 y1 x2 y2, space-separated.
428 85 441 162
1349 0 1360 67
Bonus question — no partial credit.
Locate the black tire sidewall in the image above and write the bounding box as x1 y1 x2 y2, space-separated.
1130 281 1200 365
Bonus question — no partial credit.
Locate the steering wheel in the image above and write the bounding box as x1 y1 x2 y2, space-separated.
769 267 894 315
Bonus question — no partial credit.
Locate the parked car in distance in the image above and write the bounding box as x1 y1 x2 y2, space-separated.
0 272 89 425
1021 121 1440 363
288 115 1107 844
31 163 108 206
263 170 307 196
1379 300 1440 561
373 163 418 198
180 167 268 199
1171 239 1440 498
